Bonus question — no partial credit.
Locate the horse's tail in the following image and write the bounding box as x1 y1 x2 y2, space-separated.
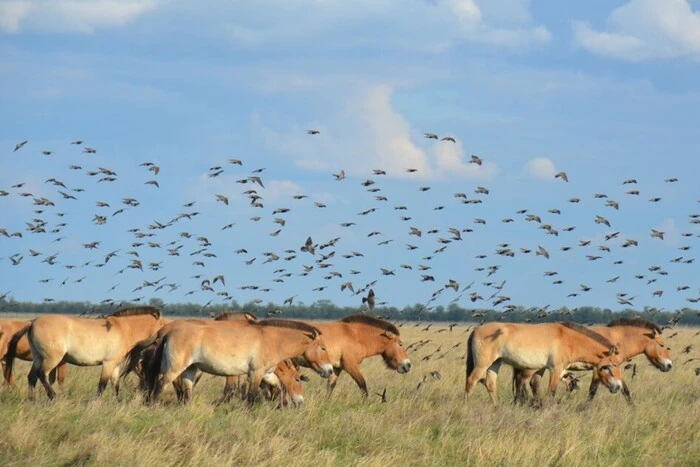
121 332 160 380
465 329 476 380
144 335 167 395
3 324 30 385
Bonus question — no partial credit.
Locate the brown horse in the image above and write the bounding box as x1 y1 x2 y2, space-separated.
1 320 67 389
298 315 411 397
512 318 672 405
147 319 333 407
465 322 623 404
15 306 165 400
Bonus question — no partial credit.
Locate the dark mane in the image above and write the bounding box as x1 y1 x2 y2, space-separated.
255 319 321 336
109 306 161 318
341 315 400 335
561 322 614 349
606 317 662 334
214 311 257 321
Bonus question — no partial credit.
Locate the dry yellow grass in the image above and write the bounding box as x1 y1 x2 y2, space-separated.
0 320 699 466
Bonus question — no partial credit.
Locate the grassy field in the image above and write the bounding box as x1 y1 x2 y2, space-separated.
0 320 698 466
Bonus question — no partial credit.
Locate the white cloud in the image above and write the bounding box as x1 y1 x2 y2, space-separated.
572 0 700 61
265 180 303 203
256 84 499 182
219 0 549 51
523 157 557 180
0 0 160 34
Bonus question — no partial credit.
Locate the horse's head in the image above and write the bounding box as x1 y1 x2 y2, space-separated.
643 332 672 372
301 330 333 379
275 359 306 408
380 330 411 374
595 347 623 394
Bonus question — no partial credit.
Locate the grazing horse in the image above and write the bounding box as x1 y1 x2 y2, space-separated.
1 320 67 389
465 322 623 404
14 307 165 400
133 312 309 405
512 318 672 405
299 315 411 397
147 319 333 407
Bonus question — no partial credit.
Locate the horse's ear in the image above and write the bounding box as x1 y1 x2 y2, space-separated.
284 359 293 369
152 309 162 319
383 330 395 339
309 328 319 340
244 312 257 322
609 345 619 355
300 374 311 382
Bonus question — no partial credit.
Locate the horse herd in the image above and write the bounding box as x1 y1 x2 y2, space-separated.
0 307 673 409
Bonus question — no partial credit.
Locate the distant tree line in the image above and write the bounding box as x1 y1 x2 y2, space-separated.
1 298 698 327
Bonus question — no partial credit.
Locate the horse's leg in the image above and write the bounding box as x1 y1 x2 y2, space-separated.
178 367 197 405
246 370 265 409
465 360 495 402
56 363 67 392
587 370 601 402
109 364 122 400
27 361 40 401
484 362 501 405
512 369 529 405
97 361 119 397
548 365 563 399
531 369 545 407
151 368 182 404
621 380 634 406
35 354 61 400
217 376 238 405
341 362 368 398
327 367 343 396
173 376 185 403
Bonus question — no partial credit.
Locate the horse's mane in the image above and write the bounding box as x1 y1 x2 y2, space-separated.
606 317 661 334
561 322 615 350
255 319 321 336
214 311 257 321
109 306 161 318
341 314 400 335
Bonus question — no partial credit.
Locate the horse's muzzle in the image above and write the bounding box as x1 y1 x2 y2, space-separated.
318 364 334 378
608 381 622 394
397 360 412 374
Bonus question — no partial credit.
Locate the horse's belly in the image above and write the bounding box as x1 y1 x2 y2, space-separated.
499 347 549 369
195 357 248 377
64 344 108 366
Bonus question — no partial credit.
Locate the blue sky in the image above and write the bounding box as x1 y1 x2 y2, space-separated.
1 0 699 313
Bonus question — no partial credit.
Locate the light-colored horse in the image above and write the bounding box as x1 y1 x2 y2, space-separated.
512 317 672 404
465 322 623 404
15 307 165 400
147 319 333 407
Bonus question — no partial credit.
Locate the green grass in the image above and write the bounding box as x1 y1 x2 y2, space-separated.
0 324 698 466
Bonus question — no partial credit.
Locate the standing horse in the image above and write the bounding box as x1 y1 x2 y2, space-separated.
465 322 623 404
512 318 672 405
15 306 165 400
1 320 67 389
299 315 411 398
146 319 333 407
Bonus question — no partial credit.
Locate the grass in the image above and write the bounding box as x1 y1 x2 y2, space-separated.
0 321 698 466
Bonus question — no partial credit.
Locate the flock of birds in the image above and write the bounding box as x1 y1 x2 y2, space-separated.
1 133 699 324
